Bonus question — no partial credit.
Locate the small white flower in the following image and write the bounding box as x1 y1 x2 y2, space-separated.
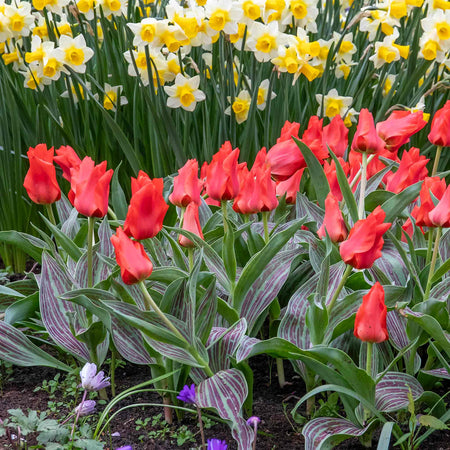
256 79 276 111
164 74 205 112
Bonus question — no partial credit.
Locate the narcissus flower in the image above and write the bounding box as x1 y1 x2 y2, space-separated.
179 202 204 247
317 193 348 243
340 206 391 269
23 144 61 205
79 363 110 391
428 100 450 147
169 159 202 207
69 157 113 218
124 172 168 240
58 34 94 73
354 282 389 343
225 90 251 124
164 74 205 112
351 108 386 154
111 227 154 285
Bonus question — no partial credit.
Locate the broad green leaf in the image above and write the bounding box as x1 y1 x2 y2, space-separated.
418 415 448 430
4 292 39 325
377 422 395 450
381 181 423 223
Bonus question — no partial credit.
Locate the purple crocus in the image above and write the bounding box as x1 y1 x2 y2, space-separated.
79 363 110 391
115 447 132 450
74 400 96 417
246 416 261 427
207 439 227 450
177 384 196 404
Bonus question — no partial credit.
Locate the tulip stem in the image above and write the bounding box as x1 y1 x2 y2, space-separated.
221 201 228 234
425 228 434 267
45 203 57 226
107 206 117 221
327 265 352 315
366 342 373 378
358 152 368 220
87 217 95 289
138 282 214 378
262 211 270 244
431 145 442 177
424 226 442 300
188 247 194 272
349 154 375 190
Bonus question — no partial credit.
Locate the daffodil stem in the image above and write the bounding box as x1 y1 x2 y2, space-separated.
138 282 214 378
424 227 442 300
327 265 352 315
358 152 368 220
87 216 95 289
431 145 442 177
45 203 57 226
262 211 270 244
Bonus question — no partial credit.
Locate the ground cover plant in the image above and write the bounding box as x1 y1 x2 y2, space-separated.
0 0 450 448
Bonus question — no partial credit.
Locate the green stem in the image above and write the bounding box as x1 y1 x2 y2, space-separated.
424 227 442 300
197 406 206 449
327 265 352 314
366 342 373 377
349 154 375 190
138 282 214 377
87 216 95 289
188 247 194 272
431 145 442 177
358 152 368 220
221 201 228 234
262 211 270 244
107 206 117 221
425 228 435 267
276 357 285 388
45 203 57 226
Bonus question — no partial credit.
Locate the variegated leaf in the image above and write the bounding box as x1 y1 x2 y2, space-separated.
430 277 450 303
303 417 372 450
40 252 91 362
196 276 217 344
197 368 254 450
296 192 324 224
422 368 450 380
60 207 80 240
369 241 409 286
439 229 450 265
240 248 298 332
236 336 260 363
0 321 72 371
375 372 424 412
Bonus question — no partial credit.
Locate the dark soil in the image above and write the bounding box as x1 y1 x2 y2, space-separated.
1 356 449 449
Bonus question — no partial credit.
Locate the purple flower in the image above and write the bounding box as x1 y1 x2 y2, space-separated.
79 363 110 391
115 447 132 450
207 439 227 450
246 416 261 427
177 384 196 404
74 400 96 416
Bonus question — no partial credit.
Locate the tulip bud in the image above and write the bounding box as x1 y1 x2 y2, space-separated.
351 109 385 154
317 193 348 243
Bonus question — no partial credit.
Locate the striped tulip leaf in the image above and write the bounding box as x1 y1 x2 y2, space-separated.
0 320 72 372
295 192 325 225
0 285 25 298
368 241 409 286
430 277 450 302
236 336 260 363
60 208 80 240
303 417 372 450
197 368 253 450
421 368 450 380
0 230 49 263
375 372 424 412
40 252 92 362
195 275 217 344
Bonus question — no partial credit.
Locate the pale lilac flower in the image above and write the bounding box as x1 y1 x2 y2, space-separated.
207 439 227 450
177 384 196 404
115 446 132 450
246 416 261 427
79 363 110 391
74 400 96 416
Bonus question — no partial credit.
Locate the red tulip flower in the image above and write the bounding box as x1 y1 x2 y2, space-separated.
351 108 386 154
413 177 446 228
111 227 153 285
179 202 204 247
317 193 348 243
376 110 427 152
124 171 169 240
385 147 429 193
205 141 240 201
323 158 349 201
428 100 450 147
323 115 349 158
339 206 391 269
70 157 113 217
429 183 450 227
301 116 329 163
54 145 81 182
233 163 256 214
276 168 305 204
354 282 389 343
23 144 61 205
169 159 202 207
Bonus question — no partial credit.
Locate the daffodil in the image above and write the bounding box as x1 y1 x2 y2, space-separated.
58 34 94 73
204 0 242 36
316 89 355 125
281 0 318 33
246 21 287 62
256 79 276 111
225 90 251 123
164 73 205 111
4 2 35 38
100 83 128 111
369 30 409 68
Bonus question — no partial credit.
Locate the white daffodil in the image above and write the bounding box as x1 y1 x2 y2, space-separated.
58 34 94 73
316 88 353 120
282 0 318 33
369 29 409 68
246 21 287 62
204 0 243 36
256 79 276 111
225 90 252 124
4 2 35 38
164 74 205 112
102 83 128 111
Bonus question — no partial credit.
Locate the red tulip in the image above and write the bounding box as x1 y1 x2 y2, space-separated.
205 141 240 201
275 168 305 204
323 158 349 201
111 227 153 285
54 145 81 182
179 202 204 247
233 163 256 214
351 108 386 154
169 159 202 207
250 164 279 212
267 121 305 181
385 147 429 193
428 100 450 147
70 157 113 217
376 110 427 152
23 144 61 205
317 193 348 242
323 115 349 158
401 217 414 243
429 183 450 227
413 177 446 228
339 206 391 269
301 116 329 163
354 282 389 343
124 171 169 240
